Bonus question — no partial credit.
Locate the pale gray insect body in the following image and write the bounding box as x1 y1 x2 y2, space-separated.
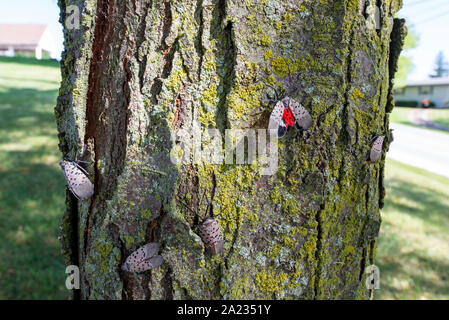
121 242 163 273
198 218 224 255
60 160 94 199
286 97 313 131
370 135 385 162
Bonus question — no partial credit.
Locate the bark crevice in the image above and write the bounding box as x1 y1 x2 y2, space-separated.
83 0 112 259
194 0 205 80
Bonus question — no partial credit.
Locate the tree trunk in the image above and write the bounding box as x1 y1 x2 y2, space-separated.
55 0 405 299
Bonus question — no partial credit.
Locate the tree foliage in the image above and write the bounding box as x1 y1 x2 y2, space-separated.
429 51 449 78
394 23 418 88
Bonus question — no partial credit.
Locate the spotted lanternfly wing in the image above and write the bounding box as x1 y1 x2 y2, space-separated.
198 218 224 255
59 160 94 199
287 98 313 131
121 242 163 273
370 135 385 162
268 101 287 138
122 256 163 273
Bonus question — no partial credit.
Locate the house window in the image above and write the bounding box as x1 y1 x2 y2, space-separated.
394 88 405 95
418 86 433 95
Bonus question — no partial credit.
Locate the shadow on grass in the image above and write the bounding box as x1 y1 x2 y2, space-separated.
0 153 67 299
0 88 59 145
384 178 449 230
377 242 449 299
376 168 449 299
0 85 67 299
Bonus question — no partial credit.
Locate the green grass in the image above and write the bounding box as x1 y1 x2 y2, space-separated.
0 57 67 299
376 159 449 300
389 106 415 125
428 108 449 129
391 106 449 134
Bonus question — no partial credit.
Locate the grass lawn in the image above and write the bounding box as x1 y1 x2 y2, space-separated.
391 106 449 134
428 108 449 129
376 159 449 300
0 57 67 299
389 106 415 125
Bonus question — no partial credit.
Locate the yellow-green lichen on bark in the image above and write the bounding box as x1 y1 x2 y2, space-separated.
56 0 405 299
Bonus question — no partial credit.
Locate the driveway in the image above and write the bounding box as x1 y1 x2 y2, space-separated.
387 123 449 179
408 108 449 132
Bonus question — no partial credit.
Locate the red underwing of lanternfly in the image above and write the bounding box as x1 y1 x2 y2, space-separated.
198 218 224 255
121 242 163 273
369 134 385 163
59 146 94 200
268 95 312 138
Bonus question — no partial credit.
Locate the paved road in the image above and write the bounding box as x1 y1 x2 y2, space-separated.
387 123 449 179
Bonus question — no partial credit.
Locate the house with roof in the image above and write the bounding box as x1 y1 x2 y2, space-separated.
0 24 57 60
394 78 449 108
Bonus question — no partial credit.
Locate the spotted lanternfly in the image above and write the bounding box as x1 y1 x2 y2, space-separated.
369 134 385 162
268 97 312 138
285 97 313 131
60 160 94 199
198 218 224 255
121 242 163 273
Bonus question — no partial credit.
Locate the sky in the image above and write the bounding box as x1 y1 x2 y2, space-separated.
0 0 448 81
398 0 449 80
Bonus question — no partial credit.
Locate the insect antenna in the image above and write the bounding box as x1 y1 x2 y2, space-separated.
266 84 280 102
196 189 213 223
177 187 216 227
177 197 196 215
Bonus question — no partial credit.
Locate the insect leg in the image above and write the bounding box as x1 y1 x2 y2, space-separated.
266 83 286 102
75 160 91 164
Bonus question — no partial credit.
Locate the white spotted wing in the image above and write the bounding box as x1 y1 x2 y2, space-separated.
60 160 94 199
121 242 163 273
268 101 287 138
198 218 224 255
268 101 286 131
370 135 385 162
288 98 313 130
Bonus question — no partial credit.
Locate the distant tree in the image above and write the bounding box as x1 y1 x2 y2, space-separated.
394 24 418 89
429 51 449 78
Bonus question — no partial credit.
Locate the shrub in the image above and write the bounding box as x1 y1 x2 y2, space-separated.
395 100 419 107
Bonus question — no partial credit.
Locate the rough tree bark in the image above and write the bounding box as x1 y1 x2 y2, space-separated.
55 0 405 299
